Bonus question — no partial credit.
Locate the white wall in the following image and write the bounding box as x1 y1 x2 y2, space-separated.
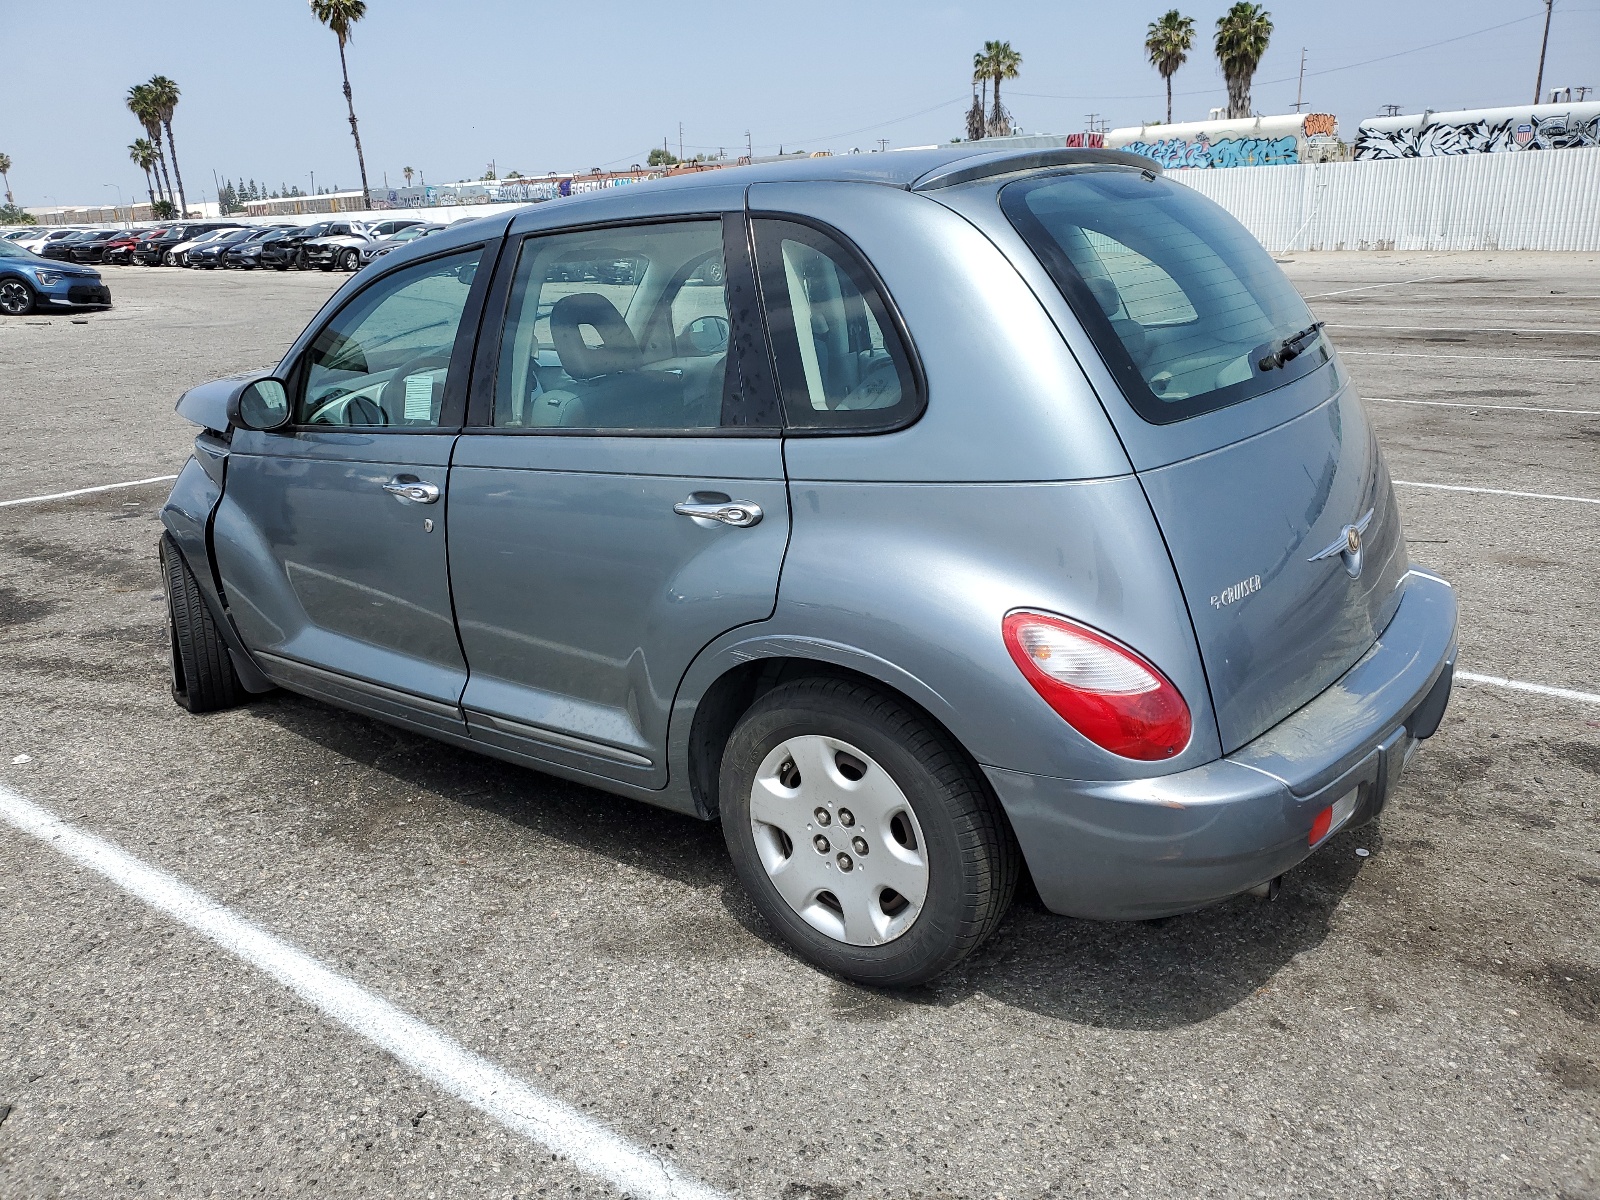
1170 147 1600 252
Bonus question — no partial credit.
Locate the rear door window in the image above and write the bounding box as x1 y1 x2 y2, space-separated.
1001 169 1330 424
491 219 757 432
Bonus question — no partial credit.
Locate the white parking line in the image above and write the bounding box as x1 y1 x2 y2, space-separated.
1457 672 1600 707
1392 480 1600 505
1369 397 1600 416
0 475 179 509
1329 324 1600 335
1304 276 1444 299
1342 351 1600 363
0 786 725 1200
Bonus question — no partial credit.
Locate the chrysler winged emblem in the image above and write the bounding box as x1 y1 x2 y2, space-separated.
1309 508 1375 578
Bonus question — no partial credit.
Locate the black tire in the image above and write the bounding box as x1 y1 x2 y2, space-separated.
160 534 245 713
720 677 1019 987
339 248 359 271
0 276 36 316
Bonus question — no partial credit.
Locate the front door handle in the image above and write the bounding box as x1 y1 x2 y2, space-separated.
673 496 763 527
382 475 440 504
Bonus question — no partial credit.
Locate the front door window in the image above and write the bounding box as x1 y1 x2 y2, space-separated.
298 248 483 428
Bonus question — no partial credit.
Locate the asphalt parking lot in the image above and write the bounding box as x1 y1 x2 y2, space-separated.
1 254 1596 1199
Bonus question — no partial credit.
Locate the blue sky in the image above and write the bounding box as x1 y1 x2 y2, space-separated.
5 0 1597 207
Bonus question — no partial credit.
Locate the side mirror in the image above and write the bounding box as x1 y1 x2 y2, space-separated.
683 314 730 356
227 378 291 432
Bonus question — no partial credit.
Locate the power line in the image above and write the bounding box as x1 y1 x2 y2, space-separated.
1012 11 1551 104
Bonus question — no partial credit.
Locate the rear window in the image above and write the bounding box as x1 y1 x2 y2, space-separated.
1001 169 1330 424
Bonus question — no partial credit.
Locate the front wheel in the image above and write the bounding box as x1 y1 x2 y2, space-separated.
339 248 360 271
720 677 1019 987
163 251 177 267
160 534 245 713
0 276 36 316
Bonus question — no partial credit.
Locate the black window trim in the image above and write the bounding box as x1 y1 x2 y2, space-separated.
999 166 1334 426
747 211 927 437
278 239 499 435
463 211 784 438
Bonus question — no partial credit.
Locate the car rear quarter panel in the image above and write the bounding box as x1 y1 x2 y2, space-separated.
674 476 1221 784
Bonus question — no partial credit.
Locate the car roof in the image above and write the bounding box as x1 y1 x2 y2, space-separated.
613 145 1153 194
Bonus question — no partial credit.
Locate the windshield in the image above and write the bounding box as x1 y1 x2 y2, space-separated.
1001 169 1330 424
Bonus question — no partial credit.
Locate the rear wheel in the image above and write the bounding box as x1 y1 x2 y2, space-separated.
719 677 1019 987
0 277 36 316
160 534 244 713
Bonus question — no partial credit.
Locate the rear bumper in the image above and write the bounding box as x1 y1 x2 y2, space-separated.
986 569 1457 920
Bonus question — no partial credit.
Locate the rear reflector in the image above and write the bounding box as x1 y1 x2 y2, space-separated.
1002 610 1191 761
1308 788 1361 846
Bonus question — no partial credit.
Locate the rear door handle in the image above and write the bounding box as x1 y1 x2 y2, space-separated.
382 475 440 504
673 497 763 527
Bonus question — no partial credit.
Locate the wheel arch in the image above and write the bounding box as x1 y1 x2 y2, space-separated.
670 635 987 821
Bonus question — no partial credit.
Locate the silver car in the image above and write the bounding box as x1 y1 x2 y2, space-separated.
160 146 1457 986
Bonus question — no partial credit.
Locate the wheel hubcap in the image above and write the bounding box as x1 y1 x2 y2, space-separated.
0 280 29 313
750 735 929 947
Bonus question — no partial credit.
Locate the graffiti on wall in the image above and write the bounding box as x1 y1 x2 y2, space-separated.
1355 111 1600 159
1120 134 1300 169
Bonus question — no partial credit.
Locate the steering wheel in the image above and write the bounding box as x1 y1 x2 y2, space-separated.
378 352 453 423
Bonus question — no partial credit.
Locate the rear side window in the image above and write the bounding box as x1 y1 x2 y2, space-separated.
1001 169 1330 424
752 219 920 433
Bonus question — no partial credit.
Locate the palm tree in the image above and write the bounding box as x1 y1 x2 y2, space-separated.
125 84 173 205
0 153 12 206
967 49 991 141
402 166 414 188
984 40 1022 137
128 140 161 211
1215 2 1273 120
310 0 372 209
146 76 188 216
1145 11 1196 125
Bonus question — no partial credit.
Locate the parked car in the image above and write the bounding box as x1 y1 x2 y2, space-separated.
221 226 292 269
102 229 160 265
0 238 111 315
67 229 138 264
39 230 105 261
168 225 245 267
13 227 86 254
0 228 36 243
160 146 1456 987
359 222 443 266
136 222 239 266
187 226 266 269
301 219 423 271
258 221 335 270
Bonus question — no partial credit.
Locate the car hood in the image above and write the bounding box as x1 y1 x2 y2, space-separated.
306 235 367 248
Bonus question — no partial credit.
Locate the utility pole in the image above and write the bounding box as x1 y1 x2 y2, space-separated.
1534 0 1554 104
745 130 752 160
877 138 889 152
1578 86 1594 101
678 122 684 163
1293 48 1308 113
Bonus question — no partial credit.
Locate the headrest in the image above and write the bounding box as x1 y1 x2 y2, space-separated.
1084 275 1122 318
550 293 639 379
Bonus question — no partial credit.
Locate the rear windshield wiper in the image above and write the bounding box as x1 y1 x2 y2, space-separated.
1257 321 1325 371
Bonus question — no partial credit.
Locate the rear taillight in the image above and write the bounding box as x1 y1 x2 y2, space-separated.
1002 611 1191 761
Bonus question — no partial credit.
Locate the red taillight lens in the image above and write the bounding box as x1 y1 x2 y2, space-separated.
1002 611 1192 761
1308 805 1334 846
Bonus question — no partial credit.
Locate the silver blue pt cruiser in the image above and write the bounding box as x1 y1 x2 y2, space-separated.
161 146 1457 986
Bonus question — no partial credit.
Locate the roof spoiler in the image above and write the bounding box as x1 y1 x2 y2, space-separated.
910 148 1161 192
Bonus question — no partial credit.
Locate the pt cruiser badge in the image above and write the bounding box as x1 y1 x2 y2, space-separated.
1309 508 1375 578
